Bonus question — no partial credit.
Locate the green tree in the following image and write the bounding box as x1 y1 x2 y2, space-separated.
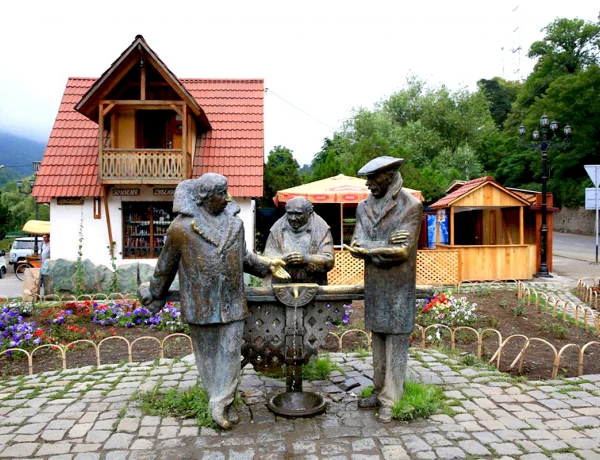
478 78 518 128
0 193 11 240
509 17 600 116
496 17 600 207
263 146 302 199
310 77 497 203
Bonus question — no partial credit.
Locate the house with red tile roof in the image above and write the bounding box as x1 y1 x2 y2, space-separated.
428 176 555 281
33 35 263 267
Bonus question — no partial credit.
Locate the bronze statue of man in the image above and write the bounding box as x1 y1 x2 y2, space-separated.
264 196 334 284
138 173 289 430
345 156 423 423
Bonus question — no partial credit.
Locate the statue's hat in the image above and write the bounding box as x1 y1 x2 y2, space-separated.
357 156 404 176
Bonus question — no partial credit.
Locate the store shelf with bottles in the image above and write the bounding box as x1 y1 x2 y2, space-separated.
122 202 173 259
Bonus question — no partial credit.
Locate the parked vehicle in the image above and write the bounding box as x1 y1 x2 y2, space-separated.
9 237 38 272
0 250 6 278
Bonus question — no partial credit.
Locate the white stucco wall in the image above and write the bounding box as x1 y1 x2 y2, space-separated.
50 188 256 268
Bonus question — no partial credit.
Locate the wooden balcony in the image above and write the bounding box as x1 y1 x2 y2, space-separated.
100 149 188 184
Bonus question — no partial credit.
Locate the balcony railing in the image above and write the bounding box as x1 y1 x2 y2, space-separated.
101 149 185 183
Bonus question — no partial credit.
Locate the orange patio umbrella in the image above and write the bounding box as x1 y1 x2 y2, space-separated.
273 174 423 205
273 174 424 247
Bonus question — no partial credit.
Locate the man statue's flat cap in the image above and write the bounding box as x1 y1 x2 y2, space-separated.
357 156 404 176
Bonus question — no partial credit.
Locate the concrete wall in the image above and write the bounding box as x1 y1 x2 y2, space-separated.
554 207 597 235
50 189 255 267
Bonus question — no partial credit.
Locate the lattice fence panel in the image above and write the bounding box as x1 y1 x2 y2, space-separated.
328 250 460 286
328 251 364 285
416 250 459 286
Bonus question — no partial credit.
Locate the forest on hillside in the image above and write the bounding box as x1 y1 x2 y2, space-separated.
264 17 600 210
0 131 46 240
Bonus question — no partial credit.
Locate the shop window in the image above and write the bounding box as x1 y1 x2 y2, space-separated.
123 202 173 259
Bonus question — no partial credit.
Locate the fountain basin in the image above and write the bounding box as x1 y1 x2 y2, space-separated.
267 391 326 418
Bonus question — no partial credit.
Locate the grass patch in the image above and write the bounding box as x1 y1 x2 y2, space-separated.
351 348 371 359
361 385 374 398
137 385 216 429
392 380 448 421
302 355 337 381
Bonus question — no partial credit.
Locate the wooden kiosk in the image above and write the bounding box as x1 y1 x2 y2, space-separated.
428 176 551 281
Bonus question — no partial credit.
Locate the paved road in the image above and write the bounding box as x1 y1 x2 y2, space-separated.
553 230 600 262
0 256 22 297
552 231 600 283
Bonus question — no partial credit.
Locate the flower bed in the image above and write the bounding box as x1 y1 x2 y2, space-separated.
416 292 477 339
0 298 192 377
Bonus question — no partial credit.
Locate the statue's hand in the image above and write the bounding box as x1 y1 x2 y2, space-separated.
343 243 369 259
269 258 291 280
390 230 410 245
137 283 154 306
283 251 305 265
137 283 165 314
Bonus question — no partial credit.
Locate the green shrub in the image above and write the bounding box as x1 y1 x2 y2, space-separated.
138 385 216 428
392 381 447 421
302 355 334 380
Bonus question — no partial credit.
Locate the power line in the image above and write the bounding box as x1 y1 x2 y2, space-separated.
265 88 336 130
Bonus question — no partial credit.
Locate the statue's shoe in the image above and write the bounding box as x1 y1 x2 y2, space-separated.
376 406 393 423
212 407 232 430
227 404 240 425
357 393 380 408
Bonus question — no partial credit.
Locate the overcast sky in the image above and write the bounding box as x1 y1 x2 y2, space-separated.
0 1 597 167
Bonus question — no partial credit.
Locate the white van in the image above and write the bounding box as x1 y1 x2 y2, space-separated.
0 250 6 278
9 237 38 271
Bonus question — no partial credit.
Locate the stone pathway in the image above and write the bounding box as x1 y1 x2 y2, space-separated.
3 279 600 459
2 347 600 459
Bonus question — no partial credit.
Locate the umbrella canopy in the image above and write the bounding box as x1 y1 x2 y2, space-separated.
273 174 423 206
22 220 51 235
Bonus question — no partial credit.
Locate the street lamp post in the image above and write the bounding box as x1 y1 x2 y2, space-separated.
17 161 42 256
519 114 571 278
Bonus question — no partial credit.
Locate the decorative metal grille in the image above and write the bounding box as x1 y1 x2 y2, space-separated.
242 300 349 374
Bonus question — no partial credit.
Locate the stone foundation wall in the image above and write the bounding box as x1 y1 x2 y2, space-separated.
554 207 597 235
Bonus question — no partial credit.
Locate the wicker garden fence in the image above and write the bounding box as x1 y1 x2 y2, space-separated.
2 279 600 380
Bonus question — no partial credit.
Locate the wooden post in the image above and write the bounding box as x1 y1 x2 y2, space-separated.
103 186 114 257
140 62 146 100
519 206 524 245
182 104 188 177
340 203 344 248
450 207 455 246
436 210 441 248
98 104 104 183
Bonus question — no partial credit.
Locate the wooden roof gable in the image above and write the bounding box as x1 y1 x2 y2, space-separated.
74 35 210 129
430 177 530 209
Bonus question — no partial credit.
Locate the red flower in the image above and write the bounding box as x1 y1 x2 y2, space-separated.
34 329 44 337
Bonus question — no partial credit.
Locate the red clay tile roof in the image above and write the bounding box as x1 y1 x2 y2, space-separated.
429 176 494 208
33 78 264 202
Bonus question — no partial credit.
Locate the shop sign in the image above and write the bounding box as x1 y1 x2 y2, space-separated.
113 189 140 196
154 188 176 196
313 194 329 201
57 197 84 205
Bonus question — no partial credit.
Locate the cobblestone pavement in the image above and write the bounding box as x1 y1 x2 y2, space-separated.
3 280 600 459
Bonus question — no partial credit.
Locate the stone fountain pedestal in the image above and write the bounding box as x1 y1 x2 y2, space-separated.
243 284 364 417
